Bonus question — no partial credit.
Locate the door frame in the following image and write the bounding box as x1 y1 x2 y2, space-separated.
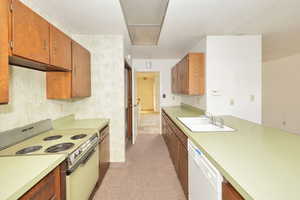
125 61 133 144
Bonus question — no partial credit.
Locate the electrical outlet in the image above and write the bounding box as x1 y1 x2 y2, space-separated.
230 99 234 106
250 95 255 102
282 121 286 126
172 96 175 100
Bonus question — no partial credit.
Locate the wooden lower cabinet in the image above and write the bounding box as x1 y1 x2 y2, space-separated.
162 111 188 199
223 182 244 200
89 126 110 200
98 126 110 184
20 162 66 200
162 110 245 200
178 144 188 198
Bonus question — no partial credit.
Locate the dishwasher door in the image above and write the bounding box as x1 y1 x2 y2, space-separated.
188 140 223 200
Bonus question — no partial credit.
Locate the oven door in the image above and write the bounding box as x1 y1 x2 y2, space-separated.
66 146 99 200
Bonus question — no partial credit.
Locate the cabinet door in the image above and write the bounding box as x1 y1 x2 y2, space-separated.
50 25 72 70
223 182 244 200
72 41 91 97
0 0 9 104
170 128 179 173
171 67 176 93
182 56 189 94
99 131 110 184
178 144 188 198
12 0 50 64
188 53 205 95
20 166 61 200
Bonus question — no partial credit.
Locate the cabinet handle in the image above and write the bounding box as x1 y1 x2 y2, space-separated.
50 196 56 200
43 40 47 50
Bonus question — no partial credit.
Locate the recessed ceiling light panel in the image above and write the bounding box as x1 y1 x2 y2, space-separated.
120 0 169 46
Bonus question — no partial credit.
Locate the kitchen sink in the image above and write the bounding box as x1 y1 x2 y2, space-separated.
177 117 235 132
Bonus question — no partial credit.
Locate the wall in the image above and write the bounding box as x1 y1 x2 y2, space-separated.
132 59 181 107
263 53 300 134
206 35 262 123
0 1 125 162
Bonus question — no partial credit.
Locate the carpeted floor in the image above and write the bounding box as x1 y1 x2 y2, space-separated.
93 134 186 200
138 113 161 134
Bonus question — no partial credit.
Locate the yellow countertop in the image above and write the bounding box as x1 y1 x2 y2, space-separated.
53 114 109 131
163 105 300 200
0 154 65 200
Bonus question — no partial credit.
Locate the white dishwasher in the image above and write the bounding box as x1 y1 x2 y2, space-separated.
188 140 223 200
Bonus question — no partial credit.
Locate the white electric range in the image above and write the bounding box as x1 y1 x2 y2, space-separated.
0 119 99 200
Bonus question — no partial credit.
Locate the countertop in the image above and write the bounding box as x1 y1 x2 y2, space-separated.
163 105 300 200
52 114 109 132
0 154 65 200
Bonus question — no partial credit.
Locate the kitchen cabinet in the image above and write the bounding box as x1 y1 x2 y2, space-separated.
46 41 91 99
1 0 72 72
163 110 245 200
11 0 50 65
50 25 72 71
162 111 188 199
178 144 188 198
71 41 91 97
223 182 244 200
20 161 67 200
2 0 93 101
98 126 110 185
0 0 9 104
171 53 205 95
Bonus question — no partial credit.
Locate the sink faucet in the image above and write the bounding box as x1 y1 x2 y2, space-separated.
216 117 224 128
205 112 224 128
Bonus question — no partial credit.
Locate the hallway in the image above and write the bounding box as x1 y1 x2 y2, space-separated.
138 113 161 134
94 125 186 200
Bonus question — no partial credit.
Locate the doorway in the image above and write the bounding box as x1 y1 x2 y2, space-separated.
136 72 161 134
136 72 160 114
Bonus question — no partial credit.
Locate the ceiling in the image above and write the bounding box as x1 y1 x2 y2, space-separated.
30 0 300 61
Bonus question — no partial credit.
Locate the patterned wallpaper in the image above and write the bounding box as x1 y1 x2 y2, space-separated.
0 1 125 162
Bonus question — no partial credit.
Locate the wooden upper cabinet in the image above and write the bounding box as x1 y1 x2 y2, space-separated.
50 25 72 70
11 0 50 64
0 0 9 104
46 41 91 99
171 53 205 95
72 41 91 97
8 0 71 72
189 53 205 95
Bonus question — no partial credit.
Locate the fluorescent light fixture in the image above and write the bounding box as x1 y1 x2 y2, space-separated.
120 0 169 46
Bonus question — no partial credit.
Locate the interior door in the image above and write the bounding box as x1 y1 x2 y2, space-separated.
12 0 50 64
137 77 154 111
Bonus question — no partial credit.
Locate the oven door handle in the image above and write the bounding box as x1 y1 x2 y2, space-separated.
82 148 96 165
67 147 96 175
